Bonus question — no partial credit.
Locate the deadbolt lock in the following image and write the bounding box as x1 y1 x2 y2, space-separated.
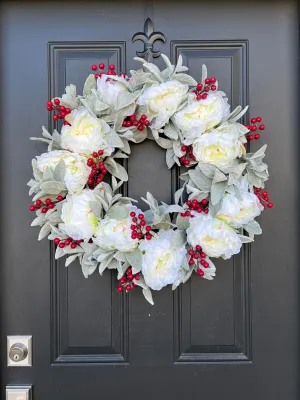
9 343 28 362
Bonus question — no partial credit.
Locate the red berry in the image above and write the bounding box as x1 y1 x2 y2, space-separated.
262 191 268 197
184 211 191 217
137 233 143 239
65 108 71 114
254 134 260 140
198 269 204 277
35 199 42 207
137 124 144 131
140 114 147 120
204 86 210 92
256 117 262 122
188 258 195 265
41 207 47 214
144 120 150 126
54 98 60 105
200 252 206 258
184 159 190 166
188 249 194 256
248 135 254 141
133 121 139 126
196 207 202 213
98 150 104 156
57 195 63 201
91 64 97 71
138 214 144 220
47 100 52 107
65 239 71 246
211 85 216 91
196 245 201 251
204 209 209 214
210 77 216 83
70 243 77 249
88 179 93 185
140 220 146 226
127 274 134 281
45 198 51 205
196 83 203 91
48 203 54 209
194 253 200 259
120 277 127 285
54 238 60 245
125 285 132 291
92 151 97 158
53 115 59 121
204 78 210 84
259 124 265 130
130 211 136 217
204 261 209 268
29 205 36 211
117 286 123 293
47 106 53 111
267 202 274 208
201 93 208 100
146 226 151 232
59 242 65 248
99 63 105 69
146 234 152 240
109 64 115 71
251 118 257 124
196 94 201 100
201 199 208 206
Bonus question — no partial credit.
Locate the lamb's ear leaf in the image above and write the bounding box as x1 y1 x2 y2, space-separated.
83 74 97 96
65 254 78 267
142 288 154 305
38 222 51 241
210 181 227 205
243 220 262 235
125 249 142 274
174 187 184 205
53 160 66 182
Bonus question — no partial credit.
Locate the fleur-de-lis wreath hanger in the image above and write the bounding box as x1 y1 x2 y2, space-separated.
132 17 166 62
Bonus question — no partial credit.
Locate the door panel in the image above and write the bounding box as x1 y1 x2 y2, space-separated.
1 1 298 399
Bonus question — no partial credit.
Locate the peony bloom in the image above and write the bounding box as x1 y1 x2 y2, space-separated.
192 122 246 166
174 92 230 143
59 189 99 240
137 80 188 129
187 214 242 259
216 177 263 228
61 107 114 155
93 206 141 252
97 74 128 107
36 150 90 194
140 230 187 290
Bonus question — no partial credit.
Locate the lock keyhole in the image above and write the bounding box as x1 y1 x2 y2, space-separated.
9 343 28 363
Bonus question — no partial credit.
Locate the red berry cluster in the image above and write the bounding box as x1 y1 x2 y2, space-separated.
130 211 153 241
54 237 83 249
91 63 128 81
180 145 196 166
188 245 209 276
181 198 209 217
254 187 273 209
86 150 107 189
246 117 265 141
29 195 64 213
117 266 140 293
46 98 71 124
122 113 150 131
192 77 217 101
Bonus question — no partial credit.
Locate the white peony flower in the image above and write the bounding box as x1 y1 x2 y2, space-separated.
140 230 187 290
97 75 128 107
36 150 90 194
174 92 230 144
137 80 188 129
61 107 114 155
192 122 246 166
59 189 99 240
187 214 242 259
216 177 263 227
93 205 141 252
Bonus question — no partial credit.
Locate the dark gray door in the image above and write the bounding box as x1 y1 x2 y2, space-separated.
1 1 298 399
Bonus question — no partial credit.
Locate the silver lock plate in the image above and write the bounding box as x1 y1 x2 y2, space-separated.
6 385 32 400
7 336 32 367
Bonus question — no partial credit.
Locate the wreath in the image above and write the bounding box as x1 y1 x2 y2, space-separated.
28 54 273 305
